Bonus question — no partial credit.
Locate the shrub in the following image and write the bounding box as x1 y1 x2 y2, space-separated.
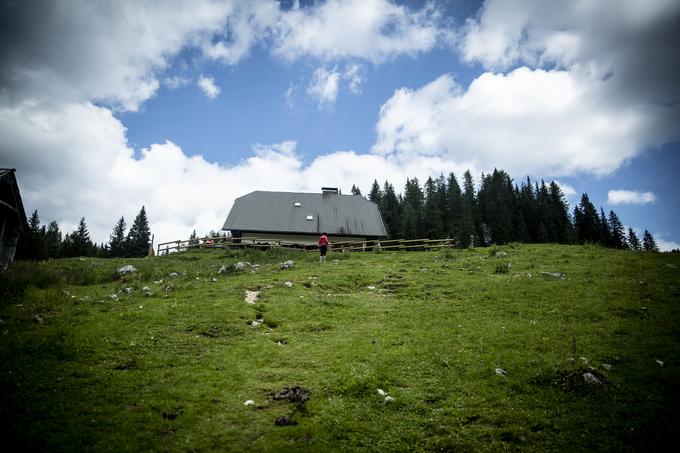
495 261 510 274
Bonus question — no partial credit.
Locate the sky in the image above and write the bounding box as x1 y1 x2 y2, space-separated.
1 0 679 251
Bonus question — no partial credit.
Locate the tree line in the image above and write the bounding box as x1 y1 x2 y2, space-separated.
17 206 152 260
356 169 659 251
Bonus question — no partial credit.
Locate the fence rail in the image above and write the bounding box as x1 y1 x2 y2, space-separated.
157 235 456 255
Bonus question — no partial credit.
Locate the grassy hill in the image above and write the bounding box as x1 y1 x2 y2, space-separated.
1 244 679 451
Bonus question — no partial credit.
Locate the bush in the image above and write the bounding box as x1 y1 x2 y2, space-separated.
495 261 510 274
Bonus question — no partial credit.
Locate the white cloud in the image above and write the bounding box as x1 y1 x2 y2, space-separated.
272 0 451 63
197 75 221 99
373 68 654 177
163 76 191 90
0 0 238 111
459 0 680 142
656 234 680 252
307 67 341 107
608 190 657 205
344 63 365 94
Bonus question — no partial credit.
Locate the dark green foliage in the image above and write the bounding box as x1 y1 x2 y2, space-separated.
574 194 600 244
368 180 382 206
642 230 658 251
62 218 96 257
627 228 641 251
108 216 127 258
45 221 62 258
126 206 151 257
608 211 627 249
350 184 362 196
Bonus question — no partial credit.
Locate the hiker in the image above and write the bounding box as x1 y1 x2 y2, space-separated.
319 232 329 262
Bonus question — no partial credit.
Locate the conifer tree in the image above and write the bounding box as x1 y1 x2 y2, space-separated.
574 194 599 244
401 178 424 239
627 227 641 251
351 184 362 196
189 230 199 246
126 206 151 257
460 170 477 247
445 172 463 241
608 210 626 249
71 217 94 257
109 216 127 257
642 230 658 251
368 180 382 206
599 207 611 246
423 176 444 239
381 182 400 238
45 220 62 258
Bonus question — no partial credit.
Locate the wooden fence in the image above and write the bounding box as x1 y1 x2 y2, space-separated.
157 235 456 255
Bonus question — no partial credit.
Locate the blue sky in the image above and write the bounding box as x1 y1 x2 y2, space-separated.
1 0 679 250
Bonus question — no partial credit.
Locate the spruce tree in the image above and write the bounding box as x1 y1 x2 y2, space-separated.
368 180 382 206
45 221 62 258
460 170 477 247
642 230 658 251
71 217 93 257
350 184 362 196
627 227 641 251
189 230 199 246
381 182 400 238
127 206 151 257
423 176 444 239
445 172 463 241
599 207 611 246
401 178 425 239
608 210 626 249
109 216 127 258
574 194 599 244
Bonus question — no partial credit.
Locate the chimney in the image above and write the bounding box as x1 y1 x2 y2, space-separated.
321 187 339 194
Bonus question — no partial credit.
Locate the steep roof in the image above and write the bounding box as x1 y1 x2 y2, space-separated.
223 191 387 238
0 168 29 232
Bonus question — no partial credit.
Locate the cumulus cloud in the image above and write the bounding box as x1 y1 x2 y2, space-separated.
656 234 680 252
272 0 451 63
197 75 221 99
460 0 680 140
373 0 680 178
373 68 655 176
0 0 237 111
608 190 657 205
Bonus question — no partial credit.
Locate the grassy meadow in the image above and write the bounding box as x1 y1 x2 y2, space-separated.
1 244 679 451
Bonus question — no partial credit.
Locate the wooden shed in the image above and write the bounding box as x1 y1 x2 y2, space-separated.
0 169 29 269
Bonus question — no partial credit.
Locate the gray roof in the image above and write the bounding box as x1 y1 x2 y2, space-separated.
223 191 387 237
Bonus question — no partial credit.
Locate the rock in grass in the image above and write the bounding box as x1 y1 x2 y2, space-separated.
142 286 151 296
244 400 255 406
656 359 664 367
279 260 294 270
495 251 508 257
275 415 297 426
541 272 566 279
377 389 386 397
582 372 601 385
116 265 137 277
384 395 395 403
169 272 179 278
110 294 118 300
124 287 134 295
495 368 508 377
284 281 293 288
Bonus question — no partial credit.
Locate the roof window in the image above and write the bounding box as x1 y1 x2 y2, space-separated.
294 202 301 207
306 215 313 221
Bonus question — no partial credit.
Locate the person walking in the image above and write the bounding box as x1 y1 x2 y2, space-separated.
319 232 329 263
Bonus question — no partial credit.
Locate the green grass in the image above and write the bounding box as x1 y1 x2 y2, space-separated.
1 244 679 451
